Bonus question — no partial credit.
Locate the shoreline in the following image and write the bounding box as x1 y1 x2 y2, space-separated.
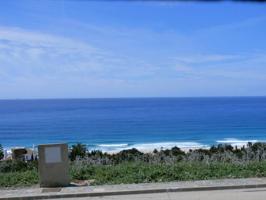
85 138 263 154
2 138 264 156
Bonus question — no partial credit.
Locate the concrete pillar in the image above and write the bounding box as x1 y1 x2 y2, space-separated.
38 143 70 187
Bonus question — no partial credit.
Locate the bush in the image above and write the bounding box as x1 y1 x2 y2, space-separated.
0 170 38 187
0 160 38 173
69 143 87 161
70 161 266 185
0 144 4 160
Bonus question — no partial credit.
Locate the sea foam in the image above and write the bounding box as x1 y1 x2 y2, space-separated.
216 138 260 148
92 141 209 153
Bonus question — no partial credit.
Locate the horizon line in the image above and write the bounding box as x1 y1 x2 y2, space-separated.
0 95 266 101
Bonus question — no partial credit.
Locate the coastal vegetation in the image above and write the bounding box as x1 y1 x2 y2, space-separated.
0 160 38 187
69 143 87 161
0 144 3 160
1 142 266 187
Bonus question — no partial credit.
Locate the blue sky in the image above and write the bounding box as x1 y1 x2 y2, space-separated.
0 0 266 99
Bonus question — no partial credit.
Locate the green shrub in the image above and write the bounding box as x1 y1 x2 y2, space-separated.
0 144 4 160
69 143 87 161
70 161 266 186
2 160 266 188
0 160 37 173
0 170 38 187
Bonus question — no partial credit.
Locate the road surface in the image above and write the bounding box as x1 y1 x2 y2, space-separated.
48 188 266 200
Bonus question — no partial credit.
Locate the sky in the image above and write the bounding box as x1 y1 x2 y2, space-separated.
0 0 266 99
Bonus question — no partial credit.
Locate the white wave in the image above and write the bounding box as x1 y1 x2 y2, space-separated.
98 143 129 148
91 141 209 153
129 142 208 153
216 138 260 147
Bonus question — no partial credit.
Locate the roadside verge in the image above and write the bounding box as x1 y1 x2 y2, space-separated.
1 178 266 200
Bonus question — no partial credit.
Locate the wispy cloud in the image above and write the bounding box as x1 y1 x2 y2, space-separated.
1 15 266 98
167 50 266 83
0 25 167 82
0 26 101 75
173 54 240 64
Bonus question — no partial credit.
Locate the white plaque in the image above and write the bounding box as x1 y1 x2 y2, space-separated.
45 147 62 163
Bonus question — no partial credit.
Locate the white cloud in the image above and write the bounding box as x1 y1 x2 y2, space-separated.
0 26 164 81
173 54 240 64
0 26 96 51
0 24 266 98
170 51 266 82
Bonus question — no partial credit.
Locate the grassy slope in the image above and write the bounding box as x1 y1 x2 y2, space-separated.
71 162 266 185
0 170 38 187
1 161 266 187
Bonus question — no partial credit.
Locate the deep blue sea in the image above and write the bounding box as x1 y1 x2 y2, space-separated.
0 97 266 152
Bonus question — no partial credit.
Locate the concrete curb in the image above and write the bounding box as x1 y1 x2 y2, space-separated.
2 183 266 200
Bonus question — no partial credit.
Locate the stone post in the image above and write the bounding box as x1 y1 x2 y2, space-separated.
38 143 70 187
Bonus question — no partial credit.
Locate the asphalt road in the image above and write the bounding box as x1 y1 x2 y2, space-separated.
48 188 266 200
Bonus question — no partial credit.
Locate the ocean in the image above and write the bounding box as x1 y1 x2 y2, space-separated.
0 97 266 152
